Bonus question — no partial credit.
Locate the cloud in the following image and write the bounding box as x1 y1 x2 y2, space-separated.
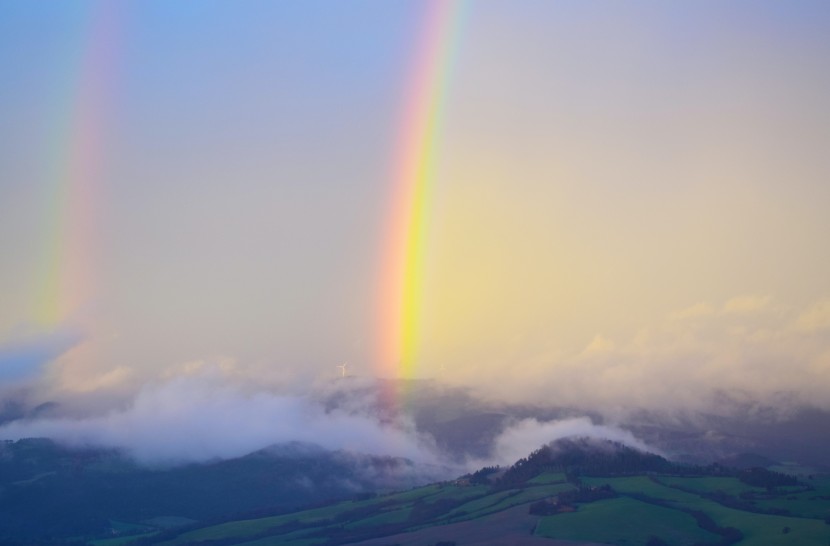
478 296 830 413
669 302 715 321
0 327 82 382
722 295 771 315
4 295 828 466
484 417 659 467
580 334 615 356
0 372 444 467
794 299 830 333
72 366 133 393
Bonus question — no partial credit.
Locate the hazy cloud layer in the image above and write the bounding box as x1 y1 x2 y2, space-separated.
0 363 665 472
485 417 659 467
463 296 830 413
0 373 441 466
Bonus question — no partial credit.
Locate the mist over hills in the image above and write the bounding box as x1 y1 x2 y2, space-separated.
3 378 829 470
3 431 820 545
314 379 830 469
0 437 453 543
1 376 829 544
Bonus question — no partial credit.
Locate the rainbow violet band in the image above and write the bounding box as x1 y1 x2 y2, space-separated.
378 0 467 379
37 3 121 328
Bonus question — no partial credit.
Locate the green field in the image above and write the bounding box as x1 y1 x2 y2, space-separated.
142 471 830 546
770 463 826 478
582 476 699 503
464 483 574 518
234 529 326 546
659 476 764 496
536 496 720 545
530 472 830 546
369 482 488 505
157 514 299 545
158 483 491 545
91 532 158 546
344 505 414 528
444 489 518 518
378 483 443 502
753 490 830 519
157 496 392 546
527 471 567 484
148 469 830 546
690 502 829 546
416 483 490 502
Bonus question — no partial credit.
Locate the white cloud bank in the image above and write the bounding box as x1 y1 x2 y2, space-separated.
0 367 661 472
485 417 659 467
0 373 441 466
469 296 830 412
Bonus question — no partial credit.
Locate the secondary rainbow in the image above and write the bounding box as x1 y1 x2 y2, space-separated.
378 0 467 379
36 3 121 328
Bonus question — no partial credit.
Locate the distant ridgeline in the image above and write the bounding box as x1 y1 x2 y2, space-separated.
0 437 442 545
133 437 827 546
0 436 825 546
481 437 800 489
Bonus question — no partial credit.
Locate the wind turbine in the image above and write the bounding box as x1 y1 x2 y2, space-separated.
337 362 349 378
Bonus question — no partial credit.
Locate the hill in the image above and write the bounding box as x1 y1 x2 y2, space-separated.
91 438 830 546
0 438 450 545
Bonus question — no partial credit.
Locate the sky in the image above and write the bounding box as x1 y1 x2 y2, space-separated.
1 0 830 417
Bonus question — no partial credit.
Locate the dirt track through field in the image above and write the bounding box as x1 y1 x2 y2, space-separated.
347 502 610 546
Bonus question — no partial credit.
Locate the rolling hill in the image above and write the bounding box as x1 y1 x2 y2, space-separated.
83 438 830 546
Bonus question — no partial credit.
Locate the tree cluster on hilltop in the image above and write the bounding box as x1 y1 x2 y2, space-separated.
467 465 500 485
497 437 673 487
736 467 799 489
492 437 804 493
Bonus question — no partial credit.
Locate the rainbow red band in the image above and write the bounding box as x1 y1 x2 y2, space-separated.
378 0 467 379
36 3 121 327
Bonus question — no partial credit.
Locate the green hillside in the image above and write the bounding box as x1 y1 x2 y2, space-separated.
0 438 447 545
107 439 830 546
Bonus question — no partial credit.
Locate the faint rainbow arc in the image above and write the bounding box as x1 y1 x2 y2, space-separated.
378 0 468 379
36 3 122 328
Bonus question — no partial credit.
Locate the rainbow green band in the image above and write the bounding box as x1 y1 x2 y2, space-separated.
35 3 121 327
379 0 467 378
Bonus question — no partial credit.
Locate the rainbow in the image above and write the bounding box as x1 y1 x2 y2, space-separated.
35 3 121 328
378 0 467 379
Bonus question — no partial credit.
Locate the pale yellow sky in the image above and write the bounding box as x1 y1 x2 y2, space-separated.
1 1 828 411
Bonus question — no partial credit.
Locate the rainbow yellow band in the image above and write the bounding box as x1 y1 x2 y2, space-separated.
378 0 467 378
